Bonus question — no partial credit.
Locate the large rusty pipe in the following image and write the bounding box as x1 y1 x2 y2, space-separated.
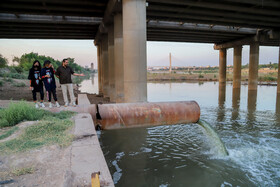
96 101 200 130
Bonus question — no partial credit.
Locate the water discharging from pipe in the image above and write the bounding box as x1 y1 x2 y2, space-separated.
197 120 229 156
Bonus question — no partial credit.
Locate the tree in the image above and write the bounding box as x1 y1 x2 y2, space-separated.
0 54 8 68
12 52 85 72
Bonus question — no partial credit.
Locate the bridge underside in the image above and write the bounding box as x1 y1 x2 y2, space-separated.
1 0 279 45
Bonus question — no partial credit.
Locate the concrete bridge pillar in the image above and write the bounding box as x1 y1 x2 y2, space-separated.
277 46 280 94
219 48 227 84
277 45 280 113
97 45 103 95
233 46 242 89
114 13 124 103
123 0 147 103
101 35 109 98
108 25 116 102
248 42 259 91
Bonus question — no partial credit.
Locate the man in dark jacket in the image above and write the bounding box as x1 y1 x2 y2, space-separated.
55 58 84 107
28 60 45 108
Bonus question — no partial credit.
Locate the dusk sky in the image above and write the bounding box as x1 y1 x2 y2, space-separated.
0 39 278 68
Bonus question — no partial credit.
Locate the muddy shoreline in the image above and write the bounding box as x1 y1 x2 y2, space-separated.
0 78 110 105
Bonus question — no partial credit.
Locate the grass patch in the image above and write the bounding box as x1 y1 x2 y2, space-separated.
0 101 75 153
259 76 277 81
198 74 204 78
0 126 19 140
0 72 27 79
0 101 75 128
0 80 3 86
6 77 14 83
11 167 35 176
13 82 25 87
0 101 47 128
0 118 74 153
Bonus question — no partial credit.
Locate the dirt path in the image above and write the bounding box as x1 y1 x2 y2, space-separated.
0 145 72 186
0 119 74 187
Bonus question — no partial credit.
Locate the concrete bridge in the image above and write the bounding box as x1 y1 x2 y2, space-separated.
1 0 280 103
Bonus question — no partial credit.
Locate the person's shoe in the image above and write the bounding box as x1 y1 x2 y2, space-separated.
49 102 53 108
64 102 69 107
35 103 39 109
56 102 60 108
40 102 45 108
72 102 77 107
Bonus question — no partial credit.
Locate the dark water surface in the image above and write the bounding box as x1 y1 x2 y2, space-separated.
81 78 280 186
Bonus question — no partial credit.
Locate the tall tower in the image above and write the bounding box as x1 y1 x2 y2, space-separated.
169 52 172 73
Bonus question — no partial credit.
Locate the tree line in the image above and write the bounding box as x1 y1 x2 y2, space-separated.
0 52 86 73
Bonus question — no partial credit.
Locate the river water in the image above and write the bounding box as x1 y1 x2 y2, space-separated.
80 74 280 186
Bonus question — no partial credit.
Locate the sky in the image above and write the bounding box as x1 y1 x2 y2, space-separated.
0 39 278 68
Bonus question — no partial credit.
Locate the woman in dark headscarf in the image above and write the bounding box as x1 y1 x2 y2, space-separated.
28 60 45 108
41 60 60 108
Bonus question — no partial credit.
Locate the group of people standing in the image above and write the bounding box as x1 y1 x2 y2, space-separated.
28 58 84 108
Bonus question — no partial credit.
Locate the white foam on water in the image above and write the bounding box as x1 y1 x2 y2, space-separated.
112 152 125 184
226 136 280 186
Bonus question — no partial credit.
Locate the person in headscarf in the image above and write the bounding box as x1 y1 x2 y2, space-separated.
41 60 60 108
28 60 45 108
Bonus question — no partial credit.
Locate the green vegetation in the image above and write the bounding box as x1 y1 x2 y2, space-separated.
0 53 90 83
9 65 24 73
13 82 26 87
0 101 75 153
5 77 14 83
259 76 277 82
11 167 35 176
12 52 87 73
0 126 19 140
242 62 278 70
0 54 8 68
0 80 3 86
0 101 74 128
259 62 278 70
0 118 74 153
198 74 204 78
0 71 27 79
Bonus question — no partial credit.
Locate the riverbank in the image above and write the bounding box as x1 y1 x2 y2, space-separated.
0 77 110 105
147 71 278 84
0 102 75 186
0 100 114 186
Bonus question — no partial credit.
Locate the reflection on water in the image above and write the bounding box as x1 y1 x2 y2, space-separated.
276 93 280 124
78 80 280 186
217 83 226 122
276 92 280 114
232 88 240 121
91 74 95 85
247 90 257 125
78 73 98 94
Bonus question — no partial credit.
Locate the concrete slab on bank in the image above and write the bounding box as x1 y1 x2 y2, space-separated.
70 113 114 187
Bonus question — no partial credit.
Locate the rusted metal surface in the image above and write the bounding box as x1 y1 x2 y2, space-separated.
96 101 200 130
